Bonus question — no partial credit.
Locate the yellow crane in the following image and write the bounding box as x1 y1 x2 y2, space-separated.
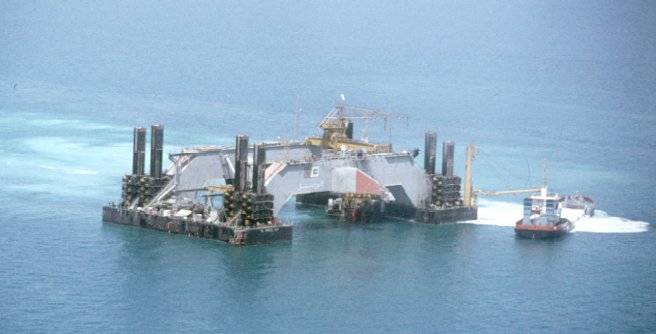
305 101 408 152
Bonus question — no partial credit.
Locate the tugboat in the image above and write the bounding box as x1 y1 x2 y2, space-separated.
514 161 572 239
515 187 572 239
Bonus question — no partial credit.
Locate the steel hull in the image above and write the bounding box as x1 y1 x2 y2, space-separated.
103 206 292 245
514 219 573 239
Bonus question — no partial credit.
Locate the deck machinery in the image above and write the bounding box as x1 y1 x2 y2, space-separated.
102 103 477 245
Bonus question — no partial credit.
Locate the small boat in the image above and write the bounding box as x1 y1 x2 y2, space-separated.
325 193 382 223
515 187 573 239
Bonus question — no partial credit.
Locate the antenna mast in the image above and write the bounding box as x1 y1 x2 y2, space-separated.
543 158 548 188
294 96 301 141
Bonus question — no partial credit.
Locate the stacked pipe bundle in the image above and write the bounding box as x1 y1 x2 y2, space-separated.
224 137 275 226
120 125 170 207
431 175 462 207
429 140 461 207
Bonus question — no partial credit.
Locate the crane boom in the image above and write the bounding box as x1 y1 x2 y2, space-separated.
307 102 408 151
474 188 541 196
319 103 407 126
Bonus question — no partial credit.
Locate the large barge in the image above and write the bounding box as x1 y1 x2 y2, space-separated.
102 103 478 244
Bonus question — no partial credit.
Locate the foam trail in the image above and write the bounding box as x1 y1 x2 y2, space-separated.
460 199 649 233
460 200 520 227
38 164 97 175
573 211 649 233
68 169 98 175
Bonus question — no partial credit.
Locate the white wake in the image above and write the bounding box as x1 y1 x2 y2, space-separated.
573 211 649 233
67 169 98 175
39 164 98 175
460 200 649 233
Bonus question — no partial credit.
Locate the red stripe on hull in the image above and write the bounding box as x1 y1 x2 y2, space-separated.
514 219 573 239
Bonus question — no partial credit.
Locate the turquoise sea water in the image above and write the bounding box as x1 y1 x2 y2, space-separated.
1 1 655 333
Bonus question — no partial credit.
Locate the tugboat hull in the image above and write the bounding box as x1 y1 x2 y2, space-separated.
514 219 573 239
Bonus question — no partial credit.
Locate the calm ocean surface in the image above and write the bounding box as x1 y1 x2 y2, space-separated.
1 1 655 333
